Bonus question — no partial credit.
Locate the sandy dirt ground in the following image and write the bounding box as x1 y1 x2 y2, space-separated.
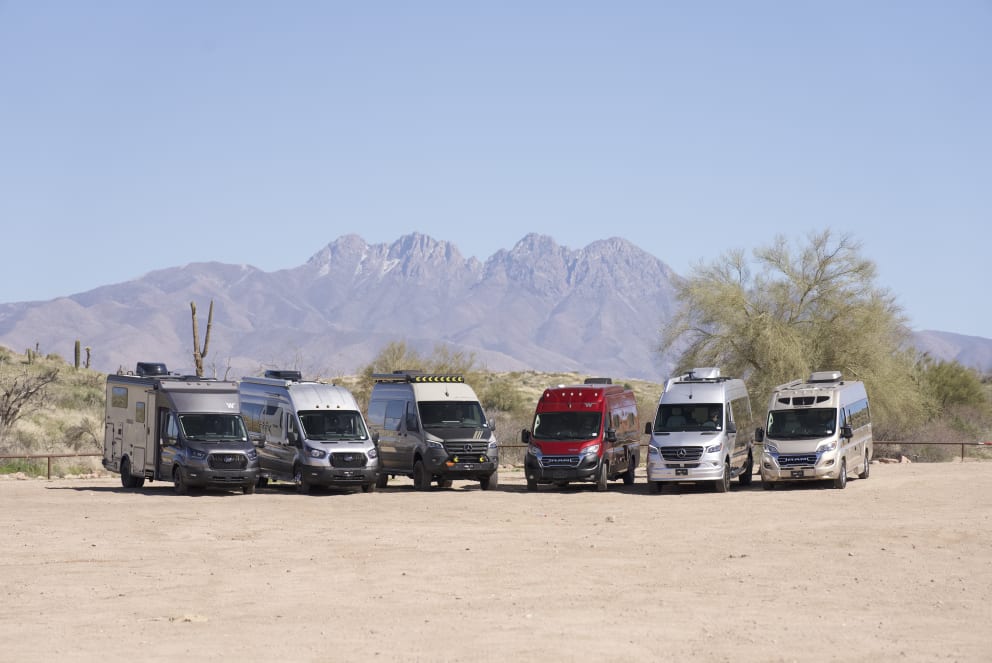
1 462 990 663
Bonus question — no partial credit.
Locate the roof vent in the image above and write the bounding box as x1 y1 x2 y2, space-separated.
583 377 613 384
264 370 302 381
135 362 168 377
809 371 842 383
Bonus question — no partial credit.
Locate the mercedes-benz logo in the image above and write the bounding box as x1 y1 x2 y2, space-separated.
463 444 473 453
677 448 686 458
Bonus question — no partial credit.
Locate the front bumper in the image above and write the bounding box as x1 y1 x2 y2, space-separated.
760 450 839 483
646 456 725 482
184 465 260 489
300 463 379 487
524 452 600 483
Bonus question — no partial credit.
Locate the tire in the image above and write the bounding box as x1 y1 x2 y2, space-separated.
294 465 310 495
651 481 664 494
361 482 375 493
714 461 730 493
437 478 453 488
242 482 256 495
596 460 609 492
479 471 498 491
622 454 637 485
738 451 754 486
833 458 848 489
256 476 269 488
526 477 537 492
858 451 870 480
412 460 431 491
762 479 775 490
120 457 144 489
172 466 188 496
375 471 389 489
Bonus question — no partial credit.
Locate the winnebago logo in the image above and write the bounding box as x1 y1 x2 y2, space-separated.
226 402 237 409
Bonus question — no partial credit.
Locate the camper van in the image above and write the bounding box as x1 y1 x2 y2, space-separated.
102 362 259 494
756 371 872 490
521 378 640 491
239 370 379 493
644 367 754 493
367 371 499 491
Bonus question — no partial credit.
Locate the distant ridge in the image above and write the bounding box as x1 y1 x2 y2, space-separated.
0 233 988 380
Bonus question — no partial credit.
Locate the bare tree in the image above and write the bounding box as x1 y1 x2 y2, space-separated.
190 300 214 378
0 366 60 449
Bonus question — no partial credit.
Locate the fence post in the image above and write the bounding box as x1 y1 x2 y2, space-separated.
47 456 52 480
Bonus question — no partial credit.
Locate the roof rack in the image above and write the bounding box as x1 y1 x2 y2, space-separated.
583 377 613 384
372 371 465 384
264 369 303 381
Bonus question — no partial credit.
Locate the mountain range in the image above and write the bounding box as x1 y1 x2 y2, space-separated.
0 233 989 381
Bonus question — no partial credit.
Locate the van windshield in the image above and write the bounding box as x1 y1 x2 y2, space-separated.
533 411 601 441
652 404 722 432
299 410 368 441
767 408 837 439
179 414 247 442
418 401 487 428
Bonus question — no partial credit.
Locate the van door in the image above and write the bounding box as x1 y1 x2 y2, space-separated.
396 400 420 471
378 399 406 470
157 409 179 481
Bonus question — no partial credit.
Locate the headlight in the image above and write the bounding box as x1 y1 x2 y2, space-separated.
817 440 836 453
648 444 661 456
763 441 778 454
705 443 722 454
487 436 498 450
247 449 258 461
305 445 327 459
367 447 378 459
527 444 542 457
425 434 444 449
582 444 600 456
189 448 207 460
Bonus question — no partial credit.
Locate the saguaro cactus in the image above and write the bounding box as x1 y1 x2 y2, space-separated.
85 347 91 369
190 300 214 378
74 340 81 369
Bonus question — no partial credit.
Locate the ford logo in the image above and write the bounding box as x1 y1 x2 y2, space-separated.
224 455 233 463
344 455 354 462
677 448 686 458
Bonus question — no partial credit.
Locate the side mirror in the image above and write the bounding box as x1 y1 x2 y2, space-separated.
841 425 853 439
726 421 737 434
371 431 380 444
405 415 419 433
754 428 764 443
605 428 617 443
644 422 652 435
520 429 531 444
288 430 300 446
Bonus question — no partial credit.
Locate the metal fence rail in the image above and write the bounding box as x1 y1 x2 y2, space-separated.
0 453 103 480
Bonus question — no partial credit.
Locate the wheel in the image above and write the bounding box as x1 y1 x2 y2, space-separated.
120 457 144 489
738 451 754 486
714 461 730 493
172 466 188 495
622 454 637 485
858 451 870 480
526 477 537 492
762 478 775 490
412 460 431 491
833 458 848 489
437 478 453 488
242 482 256 495
256 476 269 488
596 460 609 492
361 482 375 493
294 465 311 495
375 471 389 489
651 481 664 494
479 471 498 491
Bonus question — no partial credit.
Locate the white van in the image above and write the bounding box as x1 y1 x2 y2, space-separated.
239 370 379 493
756 371 872 490
645 367 754 493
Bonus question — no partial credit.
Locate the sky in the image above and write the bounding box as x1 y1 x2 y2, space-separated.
1 2 990 338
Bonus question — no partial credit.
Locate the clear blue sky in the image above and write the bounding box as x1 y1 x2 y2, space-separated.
1 2 989 338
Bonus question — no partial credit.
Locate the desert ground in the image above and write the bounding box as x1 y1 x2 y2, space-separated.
1 461 990 663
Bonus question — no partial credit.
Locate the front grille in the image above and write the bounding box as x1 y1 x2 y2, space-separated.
659 446 703 462
778 454 818 467
208 454 248 470
330 452 367 468
665 463 700 469
443 441 489 455
541 455 580 468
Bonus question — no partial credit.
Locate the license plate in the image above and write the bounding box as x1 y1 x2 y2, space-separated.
791 470 805 478
461 463 475 471
551 470 567 479
675 468 688 476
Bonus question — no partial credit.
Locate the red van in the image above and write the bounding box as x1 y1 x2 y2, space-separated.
521 378 640 491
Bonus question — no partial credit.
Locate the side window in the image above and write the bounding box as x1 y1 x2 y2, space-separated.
384 400 405 432
135 401 145 424
405 401 419 433
242 402 264 434
368 400 386 428
111 386 128 409
165 413 179 445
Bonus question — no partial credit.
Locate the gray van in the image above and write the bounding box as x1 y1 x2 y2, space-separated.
367 371 499 490
240 370 379 493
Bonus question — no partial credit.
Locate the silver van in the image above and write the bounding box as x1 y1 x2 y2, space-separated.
239 370 379 493
367 371 499 491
